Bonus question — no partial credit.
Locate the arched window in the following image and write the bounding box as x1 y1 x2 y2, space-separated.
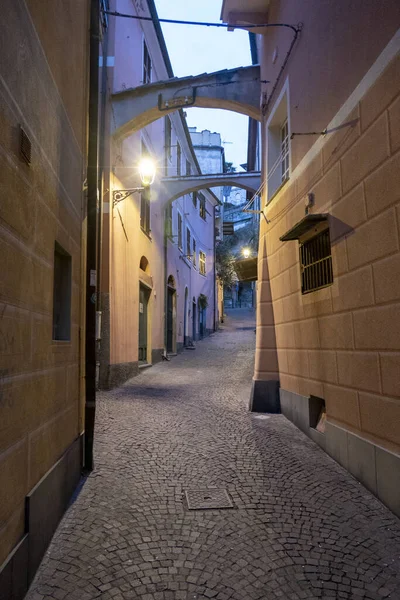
140 256 149 273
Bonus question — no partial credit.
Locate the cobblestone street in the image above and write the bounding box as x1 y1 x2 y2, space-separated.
27 310 400 600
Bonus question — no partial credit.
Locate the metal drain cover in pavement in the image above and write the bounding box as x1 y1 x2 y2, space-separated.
185 489 233 510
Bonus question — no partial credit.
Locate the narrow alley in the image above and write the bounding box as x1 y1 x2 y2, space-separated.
27 310 400 600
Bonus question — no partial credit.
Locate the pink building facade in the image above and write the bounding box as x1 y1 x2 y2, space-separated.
98 0 218 388
221 0 400 516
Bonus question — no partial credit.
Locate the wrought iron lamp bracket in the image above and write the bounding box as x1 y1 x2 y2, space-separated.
113 188 144 206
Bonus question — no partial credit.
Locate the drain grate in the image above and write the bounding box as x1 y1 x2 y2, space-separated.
185 488 233 510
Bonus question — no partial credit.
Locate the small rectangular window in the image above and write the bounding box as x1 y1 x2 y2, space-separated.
176 142 181 176
193 239 196 267
300 229 333 294
192 191 197 207
143 40 152 84
186 160 191 176
178 213 182 249
53 243 72 341
199 193 206 220
165 117 172 173
186 228 191 258
199 251 206 275
165 203 172 237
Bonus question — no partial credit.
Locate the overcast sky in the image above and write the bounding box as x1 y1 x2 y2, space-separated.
154 0 252 170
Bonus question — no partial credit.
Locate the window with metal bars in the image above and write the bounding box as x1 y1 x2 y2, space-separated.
300 229 333 294
193 239 196 267
143 40 152 84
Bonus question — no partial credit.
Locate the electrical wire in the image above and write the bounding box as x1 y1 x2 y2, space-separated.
102 10 300 34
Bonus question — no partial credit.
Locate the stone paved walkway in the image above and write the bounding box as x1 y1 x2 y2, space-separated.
27 310 400 600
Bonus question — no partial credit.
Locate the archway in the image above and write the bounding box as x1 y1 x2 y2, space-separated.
112 65 261 138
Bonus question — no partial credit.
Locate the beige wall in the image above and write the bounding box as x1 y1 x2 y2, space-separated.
256 2 400 456
0 0 88 565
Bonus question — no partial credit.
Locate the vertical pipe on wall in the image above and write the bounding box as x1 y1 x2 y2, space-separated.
84 0 100 471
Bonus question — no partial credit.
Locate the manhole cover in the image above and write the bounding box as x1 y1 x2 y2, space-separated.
185 489 233 510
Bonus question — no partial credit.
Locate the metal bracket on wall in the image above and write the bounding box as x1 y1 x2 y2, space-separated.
112 188 143 206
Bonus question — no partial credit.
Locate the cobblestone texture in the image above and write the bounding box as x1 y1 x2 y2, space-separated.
26 310 400 599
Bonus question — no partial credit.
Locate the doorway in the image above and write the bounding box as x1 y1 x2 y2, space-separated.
183 287 188 346
167 276 176 354
139 284 150 363
199 305 206 339
192 298 196 342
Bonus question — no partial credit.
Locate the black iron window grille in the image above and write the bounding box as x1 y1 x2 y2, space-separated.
300 229 333 294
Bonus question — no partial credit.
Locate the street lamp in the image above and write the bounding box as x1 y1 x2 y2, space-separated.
112 158 156 206
242 247 251 259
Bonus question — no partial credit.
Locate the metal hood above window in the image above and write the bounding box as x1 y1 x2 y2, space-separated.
280 214 329 242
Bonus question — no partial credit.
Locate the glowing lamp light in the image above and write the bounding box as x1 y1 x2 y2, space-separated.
242 247 251 259
139 158 156 187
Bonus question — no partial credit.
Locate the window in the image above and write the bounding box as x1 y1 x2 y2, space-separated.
193 239 196 267
300 229 333 294
199 193 206 220
165 202 172 237
53 243 72 340
165 117 171 173
199 251 206 275
178 213 182 249
176 142 181 176
140 141 151 234
281 119 289 182
186 228 191 258
192 191 197 207
143 40 152 84
186 160 191 176
266 83 290 200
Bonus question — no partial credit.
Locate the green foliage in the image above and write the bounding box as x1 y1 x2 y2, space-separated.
198 293 209 309
216 240 237 287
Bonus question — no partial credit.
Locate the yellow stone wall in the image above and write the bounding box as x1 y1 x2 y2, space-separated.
0 0 89 565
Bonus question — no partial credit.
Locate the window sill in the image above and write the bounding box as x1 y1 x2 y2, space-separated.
141 228 152 241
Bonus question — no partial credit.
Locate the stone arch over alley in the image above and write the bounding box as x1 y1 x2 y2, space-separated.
159 171 261 207
111 65 262 137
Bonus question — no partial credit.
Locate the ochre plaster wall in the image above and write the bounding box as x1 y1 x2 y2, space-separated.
0 0 88 565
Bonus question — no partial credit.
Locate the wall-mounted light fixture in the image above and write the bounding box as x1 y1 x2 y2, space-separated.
113 158 156 206
242 247 251 259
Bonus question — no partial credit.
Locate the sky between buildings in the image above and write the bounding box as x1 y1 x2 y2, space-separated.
154 0 252 171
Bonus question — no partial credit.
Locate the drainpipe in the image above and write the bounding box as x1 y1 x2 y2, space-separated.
84 0 100 471
213 205 217 331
